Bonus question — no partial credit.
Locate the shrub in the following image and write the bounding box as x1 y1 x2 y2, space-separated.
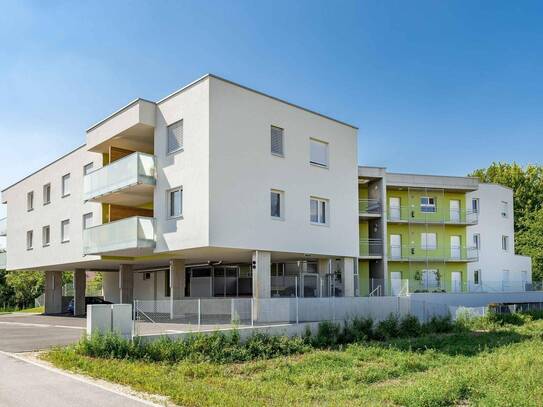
341 317 373 343
313 321 342 347
424 315 454 334
375 314 400 340
399 314 422 337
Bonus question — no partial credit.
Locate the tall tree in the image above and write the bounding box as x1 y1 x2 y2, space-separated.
5 271 44 309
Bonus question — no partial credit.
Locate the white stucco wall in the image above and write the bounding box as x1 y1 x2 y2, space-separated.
207 77 359 258
1 146 102 270
468 183 532 283
153 78 210 252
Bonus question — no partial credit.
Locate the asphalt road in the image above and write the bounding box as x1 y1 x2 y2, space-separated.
0 313 86 352
0 352 159 407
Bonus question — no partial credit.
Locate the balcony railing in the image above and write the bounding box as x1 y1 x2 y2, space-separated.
0 251 6 269
0 218 6 237
83 216 156 256
359 199 382 216
83 152 156 203
388 245 478 262
359 238 383 257
387 206 478 225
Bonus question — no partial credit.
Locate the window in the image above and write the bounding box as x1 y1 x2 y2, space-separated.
270 190 284 219
168 187 183 218
26 230 33 250
271 126 284 156
42 226 50 247
61 174 70 197
43 183 51 205
83 213 93 230
61 219 70 243
421 233 437 250
500 201 508 218
473 233 481 249
143 272 151 281
472 198 479 213
167 120 183 154
83 162 94 175
420 197 436 213
310 197 328 225
310 138 328 167
473 269 481 285
501 235 509 251
27 191 34 211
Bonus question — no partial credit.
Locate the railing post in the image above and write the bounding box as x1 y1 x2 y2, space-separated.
231 298 234 324
197 298 201 331
296 296 299 325
251 298 254 327
132 299 136 339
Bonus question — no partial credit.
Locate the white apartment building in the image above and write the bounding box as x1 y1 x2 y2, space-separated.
467 183 532 290
1 74 359 315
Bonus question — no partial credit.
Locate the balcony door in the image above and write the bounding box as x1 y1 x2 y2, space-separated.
389 197 400 220
450 200 460 222
390 234 402 259
390 272 402 296
450 236 461 259
451 271 462 292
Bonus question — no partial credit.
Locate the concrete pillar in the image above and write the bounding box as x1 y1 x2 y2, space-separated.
252 251 271 299
317 258 330 297
44 270 62 314
74 269 86 316
119 264 134 304
169 259 186 300
342 257 355 297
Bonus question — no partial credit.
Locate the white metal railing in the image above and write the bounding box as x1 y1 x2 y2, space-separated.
360 238 383 257
0 218 6 237
83 216 156 255
83 152 156 201
388 245 478 262
387 206 478 225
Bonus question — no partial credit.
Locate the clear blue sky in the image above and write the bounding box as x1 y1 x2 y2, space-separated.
1 0 543 219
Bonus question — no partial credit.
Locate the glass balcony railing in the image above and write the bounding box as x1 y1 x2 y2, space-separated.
359 238 383 257
359 199 382 216
83 152 156 202
83 216 156 255
0 251 6 269
388 245 478 262
387 206 478 224
0 218 6 237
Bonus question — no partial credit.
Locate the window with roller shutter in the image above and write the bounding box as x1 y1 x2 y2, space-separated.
271 126 284 156
167 120 184 154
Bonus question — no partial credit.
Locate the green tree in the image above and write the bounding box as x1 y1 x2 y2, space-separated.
470 162 543 280
5 271 44 309
0 269 15 308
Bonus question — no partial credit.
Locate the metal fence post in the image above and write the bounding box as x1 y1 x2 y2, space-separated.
230 298 234 324
197 298 201 331
132 299 136 338
251 298 254 327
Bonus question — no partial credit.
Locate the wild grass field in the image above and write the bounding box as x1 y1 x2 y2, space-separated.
44 316 543 407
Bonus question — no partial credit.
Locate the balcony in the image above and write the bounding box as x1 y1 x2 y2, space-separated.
83 216 156 256
388 245 478 262
359 199 382 218
83 152 156 206
0 218 5 236
387 206 478 225
359 238 383 258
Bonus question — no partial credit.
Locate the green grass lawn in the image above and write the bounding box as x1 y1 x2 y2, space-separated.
44 320 543 407
18 305 44 313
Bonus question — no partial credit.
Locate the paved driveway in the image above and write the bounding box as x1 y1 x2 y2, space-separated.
0 313 86 352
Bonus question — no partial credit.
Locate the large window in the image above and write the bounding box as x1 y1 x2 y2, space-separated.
61 219 70 243
26 230 33 250
420 197 436 213
27 191 34 211
43 183 51 205
310 138 328 167
167 120 184 154
42 225 50 247
473 269 481 285
472 198 479 213
168 187 183 218
473 233 481 249
61 174 70 197
271 126 284 156
421 233 437 250
310 197 328 225
270 190 284 219
83 162 94 175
